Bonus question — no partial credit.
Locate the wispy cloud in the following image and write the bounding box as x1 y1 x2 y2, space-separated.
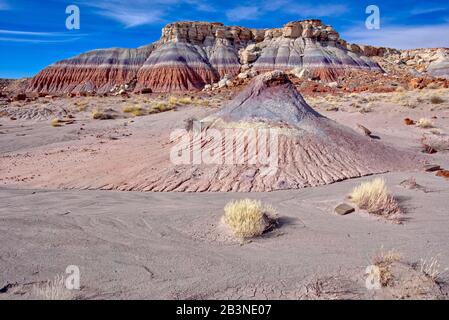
0 37 81 43
225 1 348 22
0 29 61 36
97 7 165 28
286 4 348 17
343 23 449 49
0 0 9 10
83 0 215 27
0 29 87 43
409 6 448 16
226 6 260 22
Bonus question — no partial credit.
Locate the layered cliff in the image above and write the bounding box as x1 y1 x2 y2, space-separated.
28 20 387 94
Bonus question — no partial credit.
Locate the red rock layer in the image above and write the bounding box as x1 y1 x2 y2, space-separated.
30 66 139 94
136 66 219 92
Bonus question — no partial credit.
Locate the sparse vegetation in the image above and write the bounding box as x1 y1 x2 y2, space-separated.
416 118 434 129
92 109 113 120
430 95 444 104
154 102 173 112
51 118 61 127
33 275 72 300
122 105 146 116
348 178 402 220
222 199 278 239
418 257 447 282
371 248 403 287
76 101 88 112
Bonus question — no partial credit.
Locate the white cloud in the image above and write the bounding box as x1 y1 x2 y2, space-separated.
226 6 260 22
83 0 215 27
0 29 59 36
97 8 165 28
225 2 347 22
409 6 447 16
0 29 87 43
0 0 9 10
286 4 348 17
0 37 81 43
343 24 449 49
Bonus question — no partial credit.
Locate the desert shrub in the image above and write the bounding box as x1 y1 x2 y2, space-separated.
122 105 146 116
51 118 61 127
154 102 173 112
92 110 113 120
192 98 210 107
416 118 434 128
371 248 403 287
325 106 339 112
122 105 140 113
167 96 189 106
33 275 72 300
418 257 447 282
430 95 444 104
348 178 401 219
76 102 88 112
359 106 372 114
222 199 278 239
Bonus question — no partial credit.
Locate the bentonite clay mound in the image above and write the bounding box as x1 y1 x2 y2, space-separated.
140 70 423 192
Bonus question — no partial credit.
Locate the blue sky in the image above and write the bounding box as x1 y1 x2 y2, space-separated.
1 0 449 78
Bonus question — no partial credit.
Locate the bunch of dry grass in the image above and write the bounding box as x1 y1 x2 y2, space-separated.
222 199 278 239
92 109 113 120
33 275 72 300
76 101 88 112
51 118 61 127
348 178 402 219
418 257 448 282
416 118 434 128
153 102 174 113
371 248 403 287
430 95 444 104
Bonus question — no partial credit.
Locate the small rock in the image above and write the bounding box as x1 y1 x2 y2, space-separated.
140 88 152 94
423 164 441 172
357 124 372 136
335 203 355 215
13 93 27 101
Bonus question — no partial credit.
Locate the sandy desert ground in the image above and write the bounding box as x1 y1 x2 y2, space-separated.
1 87 449 299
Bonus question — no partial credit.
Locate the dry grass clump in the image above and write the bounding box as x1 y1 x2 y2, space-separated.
91 109 113 120
348 178 402 220
51 118 61 127
430 95 444 104
168 96 192 106
325 106 339 112
75 101 88 112
122 105 146 116
416 118 434 129
371 248 403 287
359 106 372 114
222 199 278 239
418 257 448 282
33 275 72 300
154 102 174 113
167 96 210 107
